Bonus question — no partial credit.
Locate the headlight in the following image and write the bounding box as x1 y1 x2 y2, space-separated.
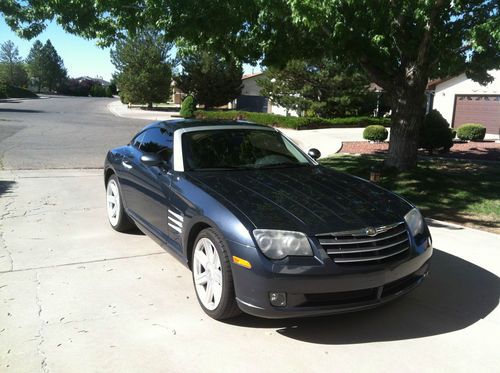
404 208 425 237
253 229 313 260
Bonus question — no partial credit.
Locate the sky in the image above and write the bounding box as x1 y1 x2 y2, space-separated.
0 16 260 82
0 17 115 81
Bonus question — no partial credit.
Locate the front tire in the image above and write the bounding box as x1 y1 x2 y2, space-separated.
106 175 134 232
192 228 241 320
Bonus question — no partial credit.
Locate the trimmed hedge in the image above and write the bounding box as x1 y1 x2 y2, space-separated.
456 123 486 141
418 109 454 153
194 110 390 130
363 125 388 142
180 95 196 118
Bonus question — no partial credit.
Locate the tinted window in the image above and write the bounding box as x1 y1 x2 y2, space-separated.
182 129 310 170
139 127 173 163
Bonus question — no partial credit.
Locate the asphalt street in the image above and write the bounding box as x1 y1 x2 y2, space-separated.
0 96 149 169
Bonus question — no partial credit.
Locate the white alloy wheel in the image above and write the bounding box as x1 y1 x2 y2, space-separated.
193 237 223 310
106 179 121 227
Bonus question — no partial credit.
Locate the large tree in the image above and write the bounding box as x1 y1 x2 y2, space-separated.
25 40 67 92
175 50 242 109
40 40 67 91
111 30 172 108
25 40 44 92
1 1 498 169
259 59 371 117
0 40 28 86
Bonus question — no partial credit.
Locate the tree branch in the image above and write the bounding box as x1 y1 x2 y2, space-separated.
359 56 395 91
416 0 446 70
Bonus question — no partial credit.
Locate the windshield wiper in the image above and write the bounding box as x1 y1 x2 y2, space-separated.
255 163 308 169
189 166 254 171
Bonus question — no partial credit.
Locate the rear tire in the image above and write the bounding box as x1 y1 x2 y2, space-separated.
192 228 241 320
106 174 134 232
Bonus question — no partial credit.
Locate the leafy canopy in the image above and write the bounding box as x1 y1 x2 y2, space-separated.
2 1 497 84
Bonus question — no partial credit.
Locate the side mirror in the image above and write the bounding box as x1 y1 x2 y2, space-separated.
308 148 321 160
140 153 162 167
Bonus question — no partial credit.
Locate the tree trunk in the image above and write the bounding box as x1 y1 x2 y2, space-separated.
385 88 426 170
148 101 153 109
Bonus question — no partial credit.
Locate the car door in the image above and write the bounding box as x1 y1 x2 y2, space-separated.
121 127 174 237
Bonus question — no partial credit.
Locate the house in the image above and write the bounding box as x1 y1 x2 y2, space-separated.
427 70 500 135
171 80 185 104
235 72 269 112
75 76 110 86
236 72 299 116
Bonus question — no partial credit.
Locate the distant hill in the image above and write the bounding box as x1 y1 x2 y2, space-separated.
0 85 39 99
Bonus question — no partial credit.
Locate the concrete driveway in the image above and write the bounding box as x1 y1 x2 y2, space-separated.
1 169 499 373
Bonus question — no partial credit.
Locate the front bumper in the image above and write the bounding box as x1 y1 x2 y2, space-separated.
229 240 432 319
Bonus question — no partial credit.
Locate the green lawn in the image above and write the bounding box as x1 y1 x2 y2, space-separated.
321 155 500 233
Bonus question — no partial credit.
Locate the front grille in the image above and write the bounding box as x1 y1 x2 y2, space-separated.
317 222 410 265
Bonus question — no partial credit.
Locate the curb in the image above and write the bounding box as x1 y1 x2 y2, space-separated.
426 218 499 237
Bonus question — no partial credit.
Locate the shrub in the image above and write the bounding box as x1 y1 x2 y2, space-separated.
363 125 388 142
105 86 114 97
90 84 108 97
456 123 486 141
418 109 454 153
5 85 38 98
180 95 196 118
59 78 92 96
194 110 390 130
0 82 7 99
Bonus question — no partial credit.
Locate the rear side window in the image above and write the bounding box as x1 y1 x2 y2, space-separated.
140 127 174 163
132 132 146 148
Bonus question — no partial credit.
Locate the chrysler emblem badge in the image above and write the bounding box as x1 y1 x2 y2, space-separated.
365 227 377 236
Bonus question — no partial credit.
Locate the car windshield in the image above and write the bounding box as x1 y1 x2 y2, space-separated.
182 128 312 171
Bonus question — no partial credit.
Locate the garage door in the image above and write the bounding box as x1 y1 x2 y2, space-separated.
453 95 500 135
236 95 268 113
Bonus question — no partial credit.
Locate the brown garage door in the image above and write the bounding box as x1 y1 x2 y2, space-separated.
453 95 500 135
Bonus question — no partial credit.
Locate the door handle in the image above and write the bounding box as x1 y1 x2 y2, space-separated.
122 159 133 169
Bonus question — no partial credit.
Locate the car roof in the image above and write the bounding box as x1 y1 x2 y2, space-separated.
143 119 272 132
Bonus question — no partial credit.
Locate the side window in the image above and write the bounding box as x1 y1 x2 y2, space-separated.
139 127 174 163
132 132 146 149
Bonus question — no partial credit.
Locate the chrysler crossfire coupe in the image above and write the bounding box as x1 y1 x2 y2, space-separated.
104 120 432 320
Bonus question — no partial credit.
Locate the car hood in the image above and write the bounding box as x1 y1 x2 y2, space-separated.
187 166 412 235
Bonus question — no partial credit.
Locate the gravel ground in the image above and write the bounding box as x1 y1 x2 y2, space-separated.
339 140 500 161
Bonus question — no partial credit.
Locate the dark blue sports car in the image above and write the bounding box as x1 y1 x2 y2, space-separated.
104 120 432 319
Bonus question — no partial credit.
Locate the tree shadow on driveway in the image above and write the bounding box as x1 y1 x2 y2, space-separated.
0 108 44 113
0 180 16 197
226 249 499 344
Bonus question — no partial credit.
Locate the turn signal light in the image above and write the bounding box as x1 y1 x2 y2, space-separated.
232 256 252 269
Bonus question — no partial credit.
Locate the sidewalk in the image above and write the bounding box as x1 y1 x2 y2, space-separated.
278 128 343 158
107 100 180 121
